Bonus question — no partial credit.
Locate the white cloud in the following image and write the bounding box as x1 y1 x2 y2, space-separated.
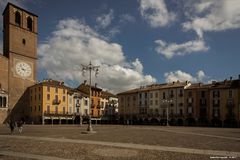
182 0 240 38
108 27 120 38
155 39 209 59
119 14 136 24
164 70 207 83
38 18 156 93
139 0 176 27
132 58 143 73
96 9 114 28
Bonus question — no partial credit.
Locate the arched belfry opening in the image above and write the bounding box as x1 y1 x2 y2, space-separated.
15 11 21 25
27 16 33 31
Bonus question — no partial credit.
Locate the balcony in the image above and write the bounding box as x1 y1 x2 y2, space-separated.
52 99 61 105
44 111 74 116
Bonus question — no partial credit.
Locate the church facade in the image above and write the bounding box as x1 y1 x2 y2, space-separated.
0 3 38 123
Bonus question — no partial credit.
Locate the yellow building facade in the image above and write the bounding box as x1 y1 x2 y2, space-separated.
28 79 72 124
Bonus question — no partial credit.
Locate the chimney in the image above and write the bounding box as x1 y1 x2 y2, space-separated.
95 83 97 87
185 81 188 85
173 81 175 84
230 76 232 81
84 80 87 85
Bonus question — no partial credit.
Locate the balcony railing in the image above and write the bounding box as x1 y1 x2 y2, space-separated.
52 99 61 105
44 111 74 116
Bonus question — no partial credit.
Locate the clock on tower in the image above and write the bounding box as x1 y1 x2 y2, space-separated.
2 3 38 121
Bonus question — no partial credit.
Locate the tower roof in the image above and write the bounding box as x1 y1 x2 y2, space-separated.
2 2 38 17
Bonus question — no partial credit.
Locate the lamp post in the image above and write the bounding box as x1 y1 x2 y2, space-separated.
162 99 172 126
82 61 99 132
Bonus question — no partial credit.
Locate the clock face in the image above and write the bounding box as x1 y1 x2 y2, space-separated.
15 62 32 78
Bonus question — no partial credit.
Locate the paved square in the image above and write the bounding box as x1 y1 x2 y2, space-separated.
0 125 240 160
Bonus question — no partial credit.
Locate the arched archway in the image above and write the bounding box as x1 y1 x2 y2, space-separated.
169 119 176 126
150 118 159 125
177 119 184 126
143 118 149 125
185 118 196 126
160 119 167 126
198 118 209 127
211 119 222 127
223 119 238 128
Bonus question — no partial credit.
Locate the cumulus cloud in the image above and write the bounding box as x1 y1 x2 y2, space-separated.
38 18 156 93
96 9 114 28
139 0 176 27
164 70 208 83
182 0 240 38
155 39 209 59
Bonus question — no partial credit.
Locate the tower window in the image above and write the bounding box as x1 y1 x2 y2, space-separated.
27 17 33 31
22 39 26 45
15 11 21 26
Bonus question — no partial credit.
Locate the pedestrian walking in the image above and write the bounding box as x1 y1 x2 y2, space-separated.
17 120 24 134
9 119 15 134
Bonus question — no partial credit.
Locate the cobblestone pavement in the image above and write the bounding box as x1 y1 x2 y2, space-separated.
0 125 239 160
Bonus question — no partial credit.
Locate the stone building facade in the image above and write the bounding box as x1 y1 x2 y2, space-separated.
118 78 240 127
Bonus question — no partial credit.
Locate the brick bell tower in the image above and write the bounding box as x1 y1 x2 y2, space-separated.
2 3 38 121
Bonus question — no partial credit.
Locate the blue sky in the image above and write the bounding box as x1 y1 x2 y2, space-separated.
0 0 240 93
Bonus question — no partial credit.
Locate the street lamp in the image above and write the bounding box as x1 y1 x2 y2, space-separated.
82 61 100 133
162 99 173 126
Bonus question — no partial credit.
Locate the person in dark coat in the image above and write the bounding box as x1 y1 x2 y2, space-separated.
17 120 24 134
9 119 15 134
